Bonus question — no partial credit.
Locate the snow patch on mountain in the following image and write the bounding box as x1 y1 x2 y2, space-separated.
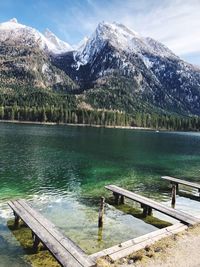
44 28 72 54
74 21 178 69
0 18 72 54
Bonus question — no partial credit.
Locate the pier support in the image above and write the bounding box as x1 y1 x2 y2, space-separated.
98 197 105 228
33 234 40 250
176 183 179 192
171 183 176 208
142 205 153 217
14 212 19 226
147 207 153 216
142 205 148 217
120 195 125 204
113 193 120 205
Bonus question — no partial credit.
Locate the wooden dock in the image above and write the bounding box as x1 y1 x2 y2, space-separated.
8 199 95 267
105 185 200 225
8 184 200 265
162 176 200 194
89 222 187 262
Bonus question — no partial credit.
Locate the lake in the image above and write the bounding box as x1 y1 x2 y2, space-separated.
1 123 200 266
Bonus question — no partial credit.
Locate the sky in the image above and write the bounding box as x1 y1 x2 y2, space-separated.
0 0 200 65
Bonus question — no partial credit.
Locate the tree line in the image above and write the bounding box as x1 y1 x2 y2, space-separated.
0 106 131 126
1 105 200 131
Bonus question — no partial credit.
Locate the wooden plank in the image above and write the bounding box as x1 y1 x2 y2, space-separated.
8 200 95 267
17 200 94 267
89 222 187 261
17 200 88 259
16 200 95 267
109 223 187 261
9 201 79 267
162 176 200 190
105 185 200 225
9 200 84 267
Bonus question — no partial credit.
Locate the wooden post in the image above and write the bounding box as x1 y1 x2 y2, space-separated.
142 205 148 217
113 193 119 205
120 195 125 204
176 183 179 192
33 234 40 250
97 227 103 241
147 207 153 216
14 212 19 226
171 183 176 207
98 197 105 228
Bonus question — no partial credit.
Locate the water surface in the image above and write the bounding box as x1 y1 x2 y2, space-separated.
1 123 200 266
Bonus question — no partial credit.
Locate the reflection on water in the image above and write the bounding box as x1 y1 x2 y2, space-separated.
1 123 200 265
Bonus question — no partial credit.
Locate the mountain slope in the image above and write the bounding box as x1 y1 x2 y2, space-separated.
0 18 77 93
0 18 72 54
1 19 200 116
52 22 200 115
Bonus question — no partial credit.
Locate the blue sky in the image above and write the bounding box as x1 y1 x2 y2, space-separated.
0 0 200 65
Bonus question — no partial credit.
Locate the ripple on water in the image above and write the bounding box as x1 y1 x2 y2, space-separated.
1 124 200 264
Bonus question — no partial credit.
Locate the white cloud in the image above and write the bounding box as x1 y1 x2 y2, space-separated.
52 0 200 58
132 0 200 56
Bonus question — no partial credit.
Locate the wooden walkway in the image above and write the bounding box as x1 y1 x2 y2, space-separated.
89 222 187 262
8 199 95 267
162 176 200 192
105 185 200 225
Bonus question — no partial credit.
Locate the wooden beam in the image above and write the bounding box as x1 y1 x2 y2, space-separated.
147 207 153 216
98 197 105 228
105 185 200 225
113 192 120 205
162 176 200 190
14 211 19 227
171 183 176 208
89 223 188 262
33 234 40 251
120 195 125 204
142 205 148 217
8 200 96 267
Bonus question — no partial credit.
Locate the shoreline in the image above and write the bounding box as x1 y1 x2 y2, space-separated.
97 223 200 267
0 119 153 131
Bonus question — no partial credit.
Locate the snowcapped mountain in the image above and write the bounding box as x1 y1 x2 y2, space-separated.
74 22 177 68
1 19 200 116
0 18 72 54
52 21 200 115
0 18 77 91
44 28 72 54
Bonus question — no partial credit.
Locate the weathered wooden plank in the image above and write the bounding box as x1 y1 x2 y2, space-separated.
17 200 94 267
105 185 200 225
162 176 200 190
109 223 187 261
17 200 88 259
9 200 79 267
89 222 187 261
8 200 95 267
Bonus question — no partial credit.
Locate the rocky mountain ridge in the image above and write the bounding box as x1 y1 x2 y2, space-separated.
1 19 200 116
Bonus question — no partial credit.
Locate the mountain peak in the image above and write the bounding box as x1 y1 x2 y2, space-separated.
44 28 72 54
93 21 142 52
9 18 18 23
97 21 139 37
44 28 55 38
95 21 140 43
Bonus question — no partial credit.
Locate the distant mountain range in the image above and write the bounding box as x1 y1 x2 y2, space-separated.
1 18 200 116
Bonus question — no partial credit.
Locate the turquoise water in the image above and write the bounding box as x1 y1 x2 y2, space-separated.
1 123 200 266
